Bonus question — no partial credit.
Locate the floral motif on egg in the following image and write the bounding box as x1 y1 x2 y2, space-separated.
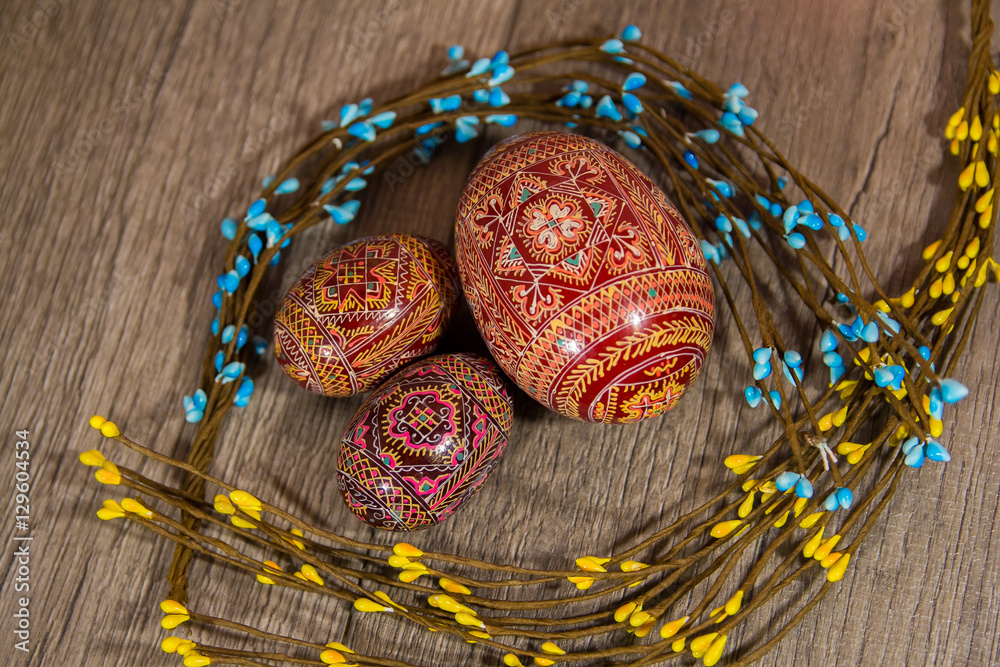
273 234 459 396
455 131 715 424
336 354 513 531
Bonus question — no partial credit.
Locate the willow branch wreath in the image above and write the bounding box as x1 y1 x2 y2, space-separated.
80 2 998 666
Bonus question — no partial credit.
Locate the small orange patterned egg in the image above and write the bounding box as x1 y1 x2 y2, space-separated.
273 234 459 396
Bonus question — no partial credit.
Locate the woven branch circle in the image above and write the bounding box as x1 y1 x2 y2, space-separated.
83 3 999 666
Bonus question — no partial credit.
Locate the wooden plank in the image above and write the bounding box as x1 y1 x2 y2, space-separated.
0 1 518 664
0 0 997 665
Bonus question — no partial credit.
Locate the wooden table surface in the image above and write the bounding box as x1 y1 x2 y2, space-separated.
2 1 999 665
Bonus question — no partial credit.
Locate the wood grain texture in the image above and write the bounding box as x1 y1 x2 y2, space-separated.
0 1 998 665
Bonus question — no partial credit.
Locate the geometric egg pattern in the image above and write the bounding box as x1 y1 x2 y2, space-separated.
455 132 715 423
273 234 460 396
336 353 513 531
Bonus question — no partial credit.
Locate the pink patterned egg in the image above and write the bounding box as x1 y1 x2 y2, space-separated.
273 234 460 396
336 353 513 531
455 131 715 424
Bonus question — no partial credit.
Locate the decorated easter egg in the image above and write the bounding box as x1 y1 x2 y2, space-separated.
336 353 513 531
273 234 460 396
455 131 715 424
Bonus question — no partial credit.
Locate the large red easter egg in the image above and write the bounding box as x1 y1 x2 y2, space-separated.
273 234 459 396
455 131 715 424
336 353 513 531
